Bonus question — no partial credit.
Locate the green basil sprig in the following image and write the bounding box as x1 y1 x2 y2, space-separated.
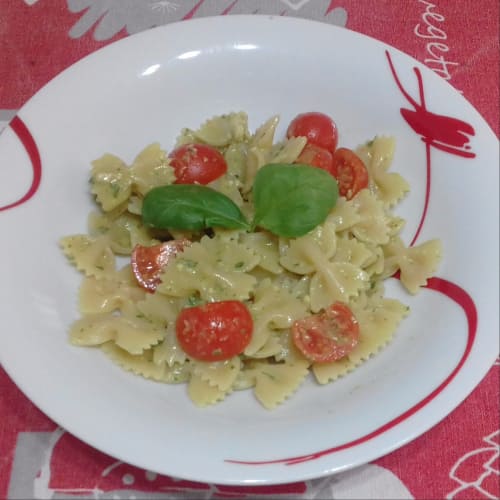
252 163 338 237
141 164 338 237
142 184 250 231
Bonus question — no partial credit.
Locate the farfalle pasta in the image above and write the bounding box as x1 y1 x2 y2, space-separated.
61 111 442 409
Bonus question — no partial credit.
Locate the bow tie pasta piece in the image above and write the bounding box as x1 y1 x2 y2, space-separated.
269 273 311 301
382 237 443 294
245 112 307 166
60 234 115 278
190 111 250 147
223 142 250 192
127 195 143 216
245 279 309 356
101 342 190 384
251 360 311 410
69 312 164 355
88 210 159 255
232 366 258 391
251 115 280 149
277 229 370 312
249 332 286 359
192 357 242 392
313 297 409 384
78 269 146 314
325 196 362 232
332 236 386 279
309 262 370 313
333 236 377 269
90 154 133 212
152 324 187 367
348 190 394 245
362 245 386 277
135 292 181 327
200 232 260 272
279 219 337 274
208 172 247 211
188 371 233 407
132 295 188 367
242 146 267 194
240 232 282 274
273 331 311 364
243 136 307 193
105 315 164 355
129 143 176 196
350 297 410 362
157 235 259 302
269 137 308 164
356 136 410 207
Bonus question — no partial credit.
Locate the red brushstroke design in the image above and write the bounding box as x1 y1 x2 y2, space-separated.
0 116 42 212
385 50 476 245
385 50 475 159
226 277 477 466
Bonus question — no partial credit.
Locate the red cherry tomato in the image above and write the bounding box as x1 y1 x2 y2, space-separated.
330 147 369 200
292 302 360 363
176 300 253 362
131 239 191 292
169 143 227 184
286 112 338 153
295 143 334 172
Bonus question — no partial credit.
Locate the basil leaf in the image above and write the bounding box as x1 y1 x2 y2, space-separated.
252 163 338 238
142 184 250 231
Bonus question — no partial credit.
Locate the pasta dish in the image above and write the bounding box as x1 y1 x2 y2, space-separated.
61 111 442 409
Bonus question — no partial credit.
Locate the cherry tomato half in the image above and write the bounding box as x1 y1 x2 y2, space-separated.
295 143 334 172
131 239 191 292
176 300 253 362
286 112 338 153
169 143 227 184
292 302 360 363
331 147 369 200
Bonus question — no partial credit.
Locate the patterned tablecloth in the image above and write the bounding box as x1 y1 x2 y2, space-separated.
0 1 498 499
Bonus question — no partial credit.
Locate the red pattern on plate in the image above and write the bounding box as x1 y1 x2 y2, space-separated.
385 50 476 246
0 116 42 212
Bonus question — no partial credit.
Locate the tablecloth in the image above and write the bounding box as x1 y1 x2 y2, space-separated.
0 1 498 499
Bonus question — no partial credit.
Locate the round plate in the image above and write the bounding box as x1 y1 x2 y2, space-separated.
0 15 498 485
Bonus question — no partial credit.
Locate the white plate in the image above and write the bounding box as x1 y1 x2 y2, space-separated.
0 16 498 485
